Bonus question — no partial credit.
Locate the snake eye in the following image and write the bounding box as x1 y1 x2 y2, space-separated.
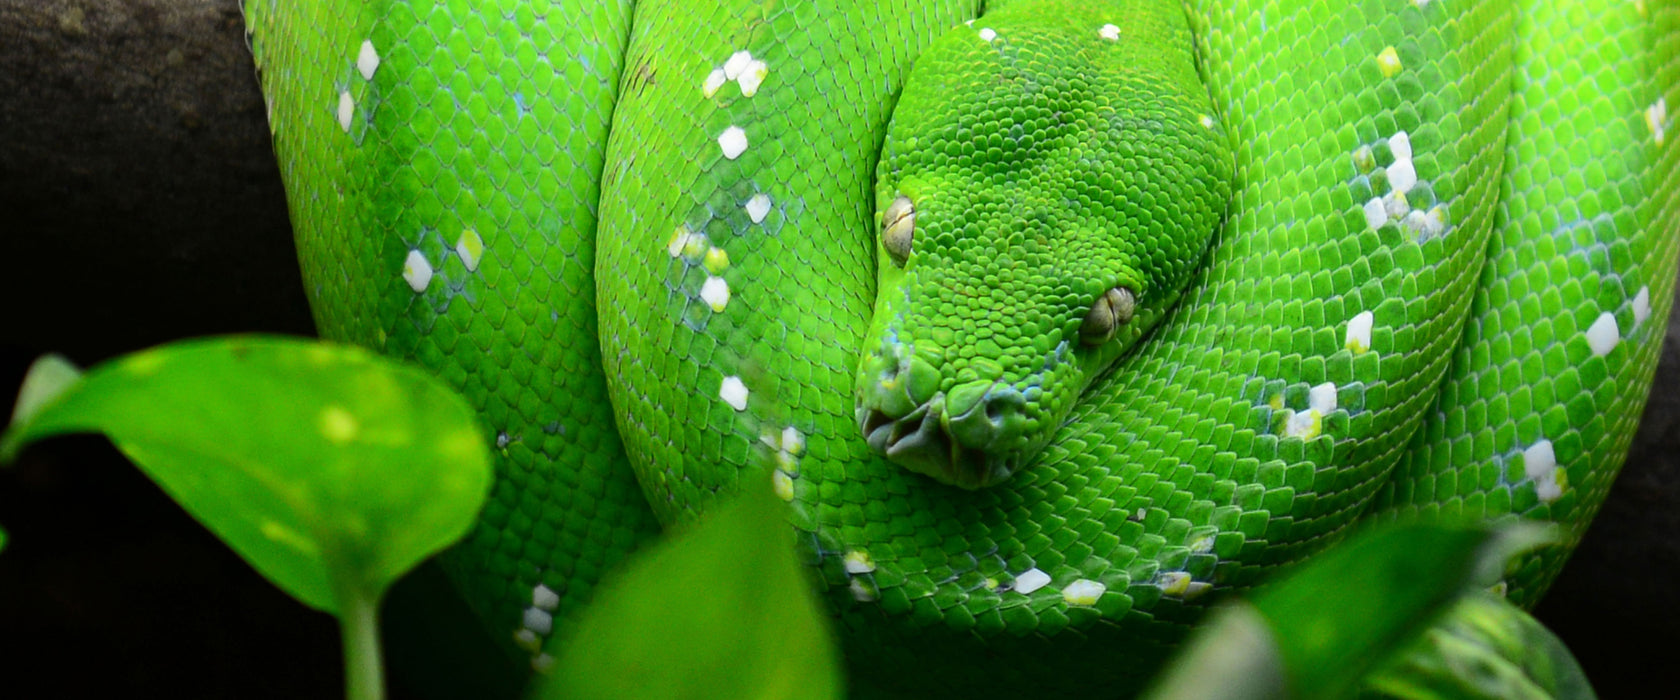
882 195 915 266
1079 286 1136 345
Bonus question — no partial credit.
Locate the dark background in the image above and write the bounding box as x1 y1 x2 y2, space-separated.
2 0 1674 697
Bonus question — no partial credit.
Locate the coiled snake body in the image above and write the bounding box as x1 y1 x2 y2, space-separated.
245 0 1679 695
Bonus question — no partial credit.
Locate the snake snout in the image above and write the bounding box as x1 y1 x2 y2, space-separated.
856 350 1025 489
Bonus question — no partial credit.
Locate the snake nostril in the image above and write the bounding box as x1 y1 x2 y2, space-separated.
986 388 1024 424
875 353 899 382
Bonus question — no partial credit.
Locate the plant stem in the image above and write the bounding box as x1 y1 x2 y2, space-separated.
341 590 386 700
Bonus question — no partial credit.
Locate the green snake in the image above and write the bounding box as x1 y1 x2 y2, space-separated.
243 0 1679 695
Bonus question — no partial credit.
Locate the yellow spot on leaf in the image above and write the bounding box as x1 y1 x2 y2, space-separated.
320 405 358 444
124 352 166 376
260 520 318 555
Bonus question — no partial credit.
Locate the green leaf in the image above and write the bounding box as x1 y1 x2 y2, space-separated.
1 336 493 615
1144 522 1549 700
537 475 843 700
8 354 82 431
1361 592 1596 700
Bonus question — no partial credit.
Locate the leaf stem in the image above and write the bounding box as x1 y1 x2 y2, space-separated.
340 590 386 700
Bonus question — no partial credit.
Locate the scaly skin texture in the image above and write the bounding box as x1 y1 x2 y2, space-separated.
250 0 1679 697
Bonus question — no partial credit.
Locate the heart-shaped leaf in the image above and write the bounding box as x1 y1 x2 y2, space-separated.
2 336 493 615
536 475 843 700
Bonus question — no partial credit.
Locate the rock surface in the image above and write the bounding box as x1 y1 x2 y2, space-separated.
2 0 1675 697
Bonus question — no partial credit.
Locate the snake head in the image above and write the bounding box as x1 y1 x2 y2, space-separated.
854 8 1231 488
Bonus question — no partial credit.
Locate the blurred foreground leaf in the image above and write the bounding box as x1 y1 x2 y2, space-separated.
1144 522 1549 700
2 337 495 700
2 337 492 614
1362 592 1595 700
537 475 842 700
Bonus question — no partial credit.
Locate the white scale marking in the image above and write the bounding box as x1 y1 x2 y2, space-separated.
531 654 555 673
723 50 754 79
738 59 768 97
718 126 748 160
402 250 432 293
1387 159 1417 194
1585 312 1620 357
1389 130 1412 161
702 68 727 97
720 376 749 411
1363 197 1388 230
668 225 702 258
1524 440 1562 503
1346 310 1374 353
746 193 772 223
1284 410 1319 439
1099 24 1120 41
1308 382 1337 414
701 275 731 312
844 550 876 574
357 40 380 80
979 27 997 42
522 607 553 636
337 90 354 132
455 230 484 272
773 469 795 501
1063 579 1105 606
850 579 876 602
1384 190 1410 220
1647 98 1668 146
532 584 559 611
1419 206 1447 240
704 51 769 98
1633 286 1652 326
1014 568 1051 594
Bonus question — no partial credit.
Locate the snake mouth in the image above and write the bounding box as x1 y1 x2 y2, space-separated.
857 392 1018 489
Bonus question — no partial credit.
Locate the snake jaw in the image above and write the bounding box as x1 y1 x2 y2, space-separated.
860 397 1011 489
857 354 1026 489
